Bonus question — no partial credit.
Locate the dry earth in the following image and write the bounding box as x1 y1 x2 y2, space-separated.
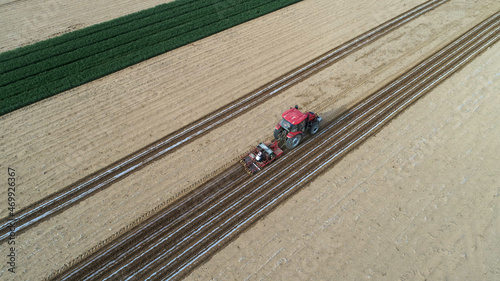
186 42 500 281
0 0 426 214
0 0 499 279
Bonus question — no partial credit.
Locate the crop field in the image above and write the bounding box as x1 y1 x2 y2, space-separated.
0 0 498 280
0 0 301 116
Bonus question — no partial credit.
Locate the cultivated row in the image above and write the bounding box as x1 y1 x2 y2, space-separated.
52 11 500 280
0 0 302 115
0 0 447 242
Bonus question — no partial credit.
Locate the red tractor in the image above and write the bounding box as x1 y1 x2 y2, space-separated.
274 105 322 149
240 140 284 175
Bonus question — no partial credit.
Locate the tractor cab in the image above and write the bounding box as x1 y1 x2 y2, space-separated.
279 107 309 132
274 105 322 149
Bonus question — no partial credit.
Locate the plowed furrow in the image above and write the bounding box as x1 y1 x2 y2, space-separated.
0 0 447 241
52 11 500 281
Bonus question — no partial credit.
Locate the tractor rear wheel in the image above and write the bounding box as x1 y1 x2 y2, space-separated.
310 122 320 135
286 134 302 150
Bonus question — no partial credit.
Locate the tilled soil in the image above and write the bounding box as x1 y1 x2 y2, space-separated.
52 16 500 278
0 0 427 214
0 0 499 280
0 0 444 243
186 39 500 281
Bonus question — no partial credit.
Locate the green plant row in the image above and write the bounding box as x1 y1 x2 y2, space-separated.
0 0 268 96
0 0 227 75
0 0 199 63
0 0 247 87
0 0 302 116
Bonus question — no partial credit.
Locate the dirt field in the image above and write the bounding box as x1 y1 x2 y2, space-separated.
0 0 427 214
0 0 498 279
186 42 500 281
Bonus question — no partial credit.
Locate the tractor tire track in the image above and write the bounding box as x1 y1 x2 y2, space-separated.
51 11 500 280
0 0 448 241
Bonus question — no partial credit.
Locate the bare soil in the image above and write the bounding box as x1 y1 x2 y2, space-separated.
0 0 426 215
0 0 498 279
186 41 500 281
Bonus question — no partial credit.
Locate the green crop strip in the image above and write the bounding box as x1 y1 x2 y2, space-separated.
0 0 302 116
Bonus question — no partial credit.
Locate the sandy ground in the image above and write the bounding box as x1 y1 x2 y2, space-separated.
0 0 499 279
186 42 500 281
0 0 175 52
0 0 427 215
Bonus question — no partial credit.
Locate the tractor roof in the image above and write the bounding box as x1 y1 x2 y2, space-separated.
282 108 307 125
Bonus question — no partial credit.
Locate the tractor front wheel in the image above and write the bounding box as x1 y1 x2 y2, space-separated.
310 122 320 135
286 134 302 150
